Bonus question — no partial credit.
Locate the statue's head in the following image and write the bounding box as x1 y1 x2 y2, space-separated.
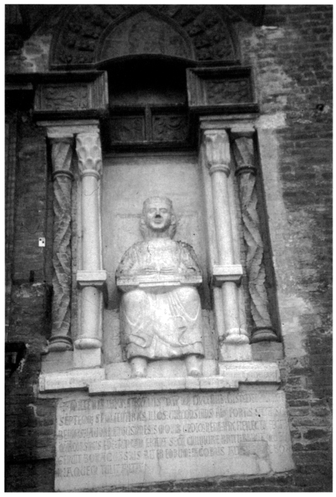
140 196 177 239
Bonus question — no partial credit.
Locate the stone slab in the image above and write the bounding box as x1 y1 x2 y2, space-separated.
39 368 105 392
105 359 218 380
117 274 202 292
39 362 280 393
221 343 253 361
212 264 243 284
219 362 281 383
73 348 102 369
252 341 284 361
55 388 294 491
89 376 239 395
41 351 74 374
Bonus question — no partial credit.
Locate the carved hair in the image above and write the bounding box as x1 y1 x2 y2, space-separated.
140 196 177 239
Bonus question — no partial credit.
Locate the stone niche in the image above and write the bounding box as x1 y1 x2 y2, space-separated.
102 152 214 367
39 125 294 488
38 6 292 491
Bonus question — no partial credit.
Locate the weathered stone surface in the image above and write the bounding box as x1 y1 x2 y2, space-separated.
49 137 73 351
89 376 239 394
50 5 236 68
219 362 280 383
5 5 333 493
187 67 255 110
37 361 281 393
231 135 277 342
34 72 108 116
39 368 105 392
100 11 193 60
105 359 218 380
55 388 294 491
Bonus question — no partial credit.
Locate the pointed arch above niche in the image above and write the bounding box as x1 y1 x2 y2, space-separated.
49 5 238 70
98 9 195 63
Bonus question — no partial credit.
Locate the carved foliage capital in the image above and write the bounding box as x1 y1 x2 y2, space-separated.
203 130 231 176
76 132 102 178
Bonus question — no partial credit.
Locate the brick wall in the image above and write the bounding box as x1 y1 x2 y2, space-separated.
5 110 56 491
5 5 332 492
237 4 332 491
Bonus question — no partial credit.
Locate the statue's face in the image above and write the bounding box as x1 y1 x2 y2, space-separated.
144 198 172 232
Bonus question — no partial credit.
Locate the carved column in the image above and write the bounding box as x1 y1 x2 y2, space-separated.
49 137 74 351
231 127 278 342
75 130 106 364
203 129 249 348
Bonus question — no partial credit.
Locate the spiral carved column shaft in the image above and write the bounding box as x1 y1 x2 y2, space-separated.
48 137 74 351
232 133 278 342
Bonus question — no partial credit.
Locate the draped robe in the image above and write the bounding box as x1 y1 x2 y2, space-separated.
116 238 204 360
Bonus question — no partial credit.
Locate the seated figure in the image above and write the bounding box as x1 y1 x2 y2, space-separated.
116 196 204 378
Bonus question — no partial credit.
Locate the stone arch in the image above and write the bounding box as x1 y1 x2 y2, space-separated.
49 5 238 70
97 8 195 64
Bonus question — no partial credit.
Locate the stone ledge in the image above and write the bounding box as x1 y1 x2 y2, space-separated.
39 362 280 394
212 264 244 284
219 362 281 383
89 376 239 395
76 270 107 287
39 368 105 392
106 358 218 379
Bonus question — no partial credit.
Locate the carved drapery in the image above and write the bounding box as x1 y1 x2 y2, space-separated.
75 130 106 358
49 137 74 351
203 129 249 348
231 130 278 342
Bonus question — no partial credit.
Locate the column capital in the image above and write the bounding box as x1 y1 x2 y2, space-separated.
232 136 257 177
203 129 231 177
50 138 74 180
76 131 102 178
230 124 255 139
40 120 100 139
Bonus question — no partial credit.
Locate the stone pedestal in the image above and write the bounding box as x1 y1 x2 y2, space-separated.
50 370 294 491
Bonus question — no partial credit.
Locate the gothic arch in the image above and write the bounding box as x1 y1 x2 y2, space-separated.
97 7 195 64
49 5 238 70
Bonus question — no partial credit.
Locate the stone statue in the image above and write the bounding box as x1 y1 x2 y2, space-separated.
116 197 204 378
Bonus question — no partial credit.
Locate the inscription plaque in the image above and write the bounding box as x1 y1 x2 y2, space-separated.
55 389 294 491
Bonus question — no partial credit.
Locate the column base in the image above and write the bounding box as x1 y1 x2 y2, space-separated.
251 327 279 343
224 328 249 344
73 348 102 368
221 343 252 362
74 337 102 349
48 336 73 352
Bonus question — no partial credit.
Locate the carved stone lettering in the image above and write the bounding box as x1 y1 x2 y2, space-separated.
55 389 294 491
